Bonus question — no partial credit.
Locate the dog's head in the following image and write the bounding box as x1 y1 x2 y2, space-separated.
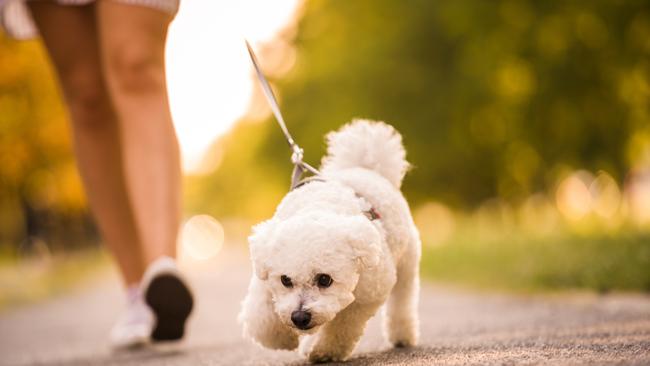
248 211 381 333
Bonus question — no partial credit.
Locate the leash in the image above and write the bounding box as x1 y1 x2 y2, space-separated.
245 41 320 189
245 41 380 222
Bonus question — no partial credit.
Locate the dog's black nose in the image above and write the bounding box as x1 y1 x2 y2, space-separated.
291 310 312 329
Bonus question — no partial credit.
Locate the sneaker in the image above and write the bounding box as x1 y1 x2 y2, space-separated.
109 286 154 349
141 256 194 342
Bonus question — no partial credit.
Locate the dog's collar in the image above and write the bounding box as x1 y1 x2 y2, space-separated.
291 176 327 190
291 177 381 221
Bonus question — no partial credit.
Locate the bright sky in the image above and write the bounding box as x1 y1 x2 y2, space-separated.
165 0 302 174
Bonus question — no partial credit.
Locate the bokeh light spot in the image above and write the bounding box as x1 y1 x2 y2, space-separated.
590 171 621 219
495 59 536 101
556 171 594 221
181 215 225 261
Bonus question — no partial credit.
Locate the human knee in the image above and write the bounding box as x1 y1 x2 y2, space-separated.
59 66 111 126
105 42 165 94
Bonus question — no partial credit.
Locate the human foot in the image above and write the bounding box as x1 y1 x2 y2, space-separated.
141 257 194 342
109 285 154 349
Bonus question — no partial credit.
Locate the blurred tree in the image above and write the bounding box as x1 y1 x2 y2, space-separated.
189 0 650 217
0 32 93 252
2 0 650 247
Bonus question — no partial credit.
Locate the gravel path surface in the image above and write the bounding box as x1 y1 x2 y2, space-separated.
1 246 649 366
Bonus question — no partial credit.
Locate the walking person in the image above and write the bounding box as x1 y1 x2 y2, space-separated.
1 0 193 348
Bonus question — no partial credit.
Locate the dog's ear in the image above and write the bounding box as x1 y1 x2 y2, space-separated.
248 219 276 280
344 216 382 269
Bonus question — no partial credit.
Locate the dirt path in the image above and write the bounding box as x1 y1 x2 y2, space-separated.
1 246 648 365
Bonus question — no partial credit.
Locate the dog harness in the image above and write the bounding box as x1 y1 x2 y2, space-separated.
292 177 381 221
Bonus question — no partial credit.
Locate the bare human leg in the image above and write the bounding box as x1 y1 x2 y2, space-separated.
96 1 181 266
96 1 192 342
27 1 145 285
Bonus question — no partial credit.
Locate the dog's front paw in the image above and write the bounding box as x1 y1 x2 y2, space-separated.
308 349 345 364
307 340 351 364
299 334 317 357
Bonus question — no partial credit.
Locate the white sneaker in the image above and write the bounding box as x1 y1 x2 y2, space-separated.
109 286 154 349
141 257 194 342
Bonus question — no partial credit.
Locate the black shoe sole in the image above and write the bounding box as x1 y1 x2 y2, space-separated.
144 273 193 342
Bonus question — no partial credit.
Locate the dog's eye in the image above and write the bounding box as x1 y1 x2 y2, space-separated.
315 274 333 288
280 275 293 288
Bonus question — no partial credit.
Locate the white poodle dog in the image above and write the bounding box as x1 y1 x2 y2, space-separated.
239 120 421 363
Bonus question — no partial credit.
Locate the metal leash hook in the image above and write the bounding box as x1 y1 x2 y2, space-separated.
245 41 320 189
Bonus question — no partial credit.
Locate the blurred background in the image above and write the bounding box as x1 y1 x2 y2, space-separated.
1 0 649 308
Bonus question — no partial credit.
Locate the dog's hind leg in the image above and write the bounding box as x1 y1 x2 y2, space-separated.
384 233 420 347
306 301 380 363
239 276 299 350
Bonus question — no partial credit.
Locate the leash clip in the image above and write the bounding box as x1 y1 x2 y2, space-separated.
290 145 304 165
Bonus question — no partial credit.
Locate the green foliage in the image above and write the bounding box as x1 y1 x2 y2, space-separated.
0 248 108 309
186 0 650 291
0 31 89 251
191 0 650 216
421 232 650 292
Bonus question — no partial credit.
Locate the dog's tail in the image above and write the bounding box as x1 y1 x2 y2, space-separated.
321 119 410 188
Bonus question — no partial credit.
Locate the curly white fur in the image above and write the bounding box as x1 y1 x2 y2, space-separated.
239 120 421 363
321 119 410 189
